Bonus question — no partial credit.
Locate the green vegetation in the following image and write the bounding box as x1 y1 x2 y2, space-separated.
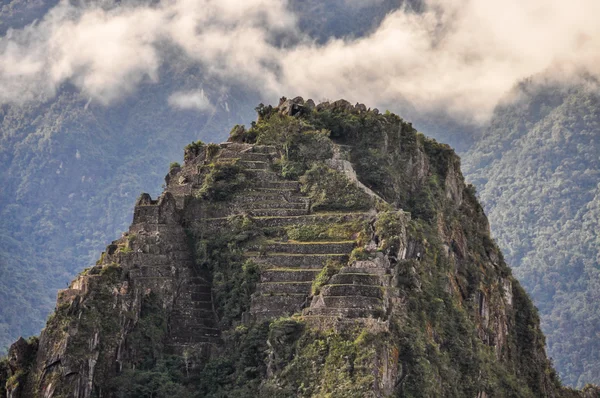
312 259 343 295
184 140 205 161
197 162 247 201
285 219 366 242
261 325 380 397
463 81 600 387
192 214 261 328
300 164 373 211
374 210 408 253
205 143 220 159
0 71 258 355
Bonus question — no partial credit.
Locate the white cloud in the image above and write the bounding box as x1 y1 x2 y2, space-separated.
0 0 296 104
168 89 213 111
278 0 600 122
1 0 600 121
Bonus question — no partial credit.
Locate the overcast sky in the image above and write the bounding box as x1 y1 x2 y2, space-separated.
1 0 599 122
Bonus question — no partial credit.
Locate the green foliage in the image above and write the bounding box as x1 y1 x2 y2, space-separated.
0 357 8 394
195 322 271 397
246 113 333 179
169 162 181 170
349 247 369 262
255 114 304 159
462 82 600 386
285 220 366 242
261 327 380 397
300 164 373 211
124 293 168 368
193 215 261 328
374 210 407 253
228 124 258 143
197 162 247 201
111 357 191 398
312 259 343 295
205 143 220 159
184 140 205 161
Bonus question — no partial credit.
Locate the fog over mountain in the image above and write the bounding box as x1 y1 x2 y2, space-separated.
2 0 600 121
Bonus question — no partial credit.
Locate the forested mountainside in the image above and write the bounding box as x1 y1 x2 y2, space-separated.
0 0 407 357
0 75 257 355
463 80 600 387
3 98 594 398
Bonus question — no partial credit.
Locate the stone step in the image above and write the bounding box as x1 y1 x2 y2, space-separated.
258 241 355 255
234 191 308 204
246 253 347 268
177 284 212 297
203 212 371 232
170 328 221 343
246 170 287 181
220 151 273 162
192 301 214 310
171 336 220 344
170 315 217 328
339 267 387 276
302 307 381 318
171 308 215 319
320 284 384 299
260 268 322 283
179 281 212 290
319 295 382 309
249 212 371 228
248 208 309 217
251 145 277 154
190 292 213 301
250 293 309 316
251 180 300 190
240 152 273 162
257 282 313 295
329 273 384 286
128 265 177 279
250 187 299 194
238 160 269 170
240 200 307 210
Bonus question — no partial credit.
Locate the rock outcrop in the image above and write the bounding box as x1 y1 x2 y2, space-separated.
2 99 596 398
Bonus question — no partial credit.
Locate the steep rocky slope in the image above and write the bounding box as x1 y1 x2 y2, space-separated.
0 0 408 357
2 98 595 397
463 81 600 387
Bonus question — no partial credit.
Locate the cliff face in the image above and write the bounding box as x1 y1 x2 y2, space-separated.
1 97 594 397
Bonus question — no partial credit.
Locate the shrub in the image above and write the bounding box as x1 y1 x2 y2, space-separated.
184 140 205 161
312 259 343 295
300 164 373 211
349 247 369 262
205 143 220 159
197 163 247 201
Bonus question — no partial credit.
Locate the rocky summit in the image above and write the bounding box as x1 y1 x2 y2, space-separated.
1 97 598 397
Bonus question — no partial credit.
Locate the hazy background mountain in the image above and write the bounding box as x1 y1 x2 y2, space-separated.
463 78 600 387
1 0 600 388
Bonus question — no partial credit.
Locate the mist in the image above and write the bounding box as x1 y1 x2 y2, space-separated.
1 0 600 122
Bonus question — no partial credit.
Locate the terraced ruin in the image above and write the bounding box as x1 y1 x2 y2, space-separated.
168 142 390 327
5 99 579 398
